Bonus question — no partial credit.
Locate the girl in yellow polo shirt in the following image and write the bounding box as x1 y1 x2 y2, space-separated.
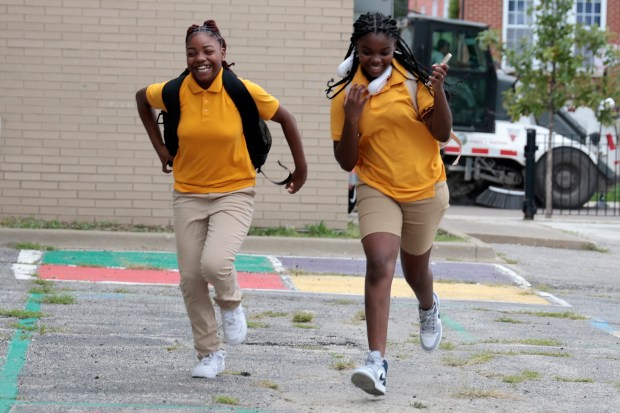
327 12 451 396
136 20 307 379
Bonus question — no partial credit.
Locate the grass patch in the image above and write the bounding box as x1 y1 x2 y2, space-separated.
411 401 429 409
37 294 75 305
352 309 365 321
113 288 131 294
0 308 45 319
247 321 269 329
29 279 55 295
0 216 174 233
293 323 316 329
252 311 287 319
439 341 456 350
495 317 524 324
514 311 588 320
258 380 279 390
501 350 570 358
496 252 518 264
292 311 314 323
556 376 593 383
454 388 514 399
503 370 539 384
213 395 239 405
10 242 55 251
582 243 608 253
443 352 494 367
514 338 562 346
164 341 185 352
330 355 355 371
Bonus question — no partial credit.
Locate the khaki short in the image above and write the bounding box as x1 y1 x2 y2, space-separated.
356 181 450 256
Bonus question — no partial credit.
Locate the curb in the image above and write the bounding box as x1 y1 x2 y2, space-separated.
0 227 498 262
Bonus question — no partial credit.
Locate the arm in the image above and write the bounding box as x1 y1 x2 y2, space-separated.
333 84 368 172
423 63 453 143
269 105 307 194
135 87 174 173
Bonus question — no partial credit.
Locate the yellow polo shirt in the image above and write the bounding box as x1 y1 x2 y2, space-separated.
147 69 280 193
330 60 446 202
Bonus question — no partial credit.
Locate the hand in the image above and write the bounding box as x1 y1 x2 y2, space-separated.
427 63 448 90
343 84 369 123
286 165 308 194
155 145 174 174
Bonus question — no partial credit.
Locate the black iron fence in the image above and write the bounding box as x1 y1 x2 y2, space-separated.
531 131 619 216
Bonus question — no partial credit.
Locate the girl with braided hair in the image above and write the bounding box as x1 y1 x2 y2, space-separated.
327 12 451 396
136 20 307 379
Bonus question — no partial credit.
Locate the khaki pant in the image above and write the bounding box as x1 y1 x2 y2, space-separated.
356 181 450 256
173 187 255 357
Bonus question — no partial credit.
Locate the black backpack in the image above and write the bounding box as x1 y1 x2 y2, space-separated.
157 68 291 185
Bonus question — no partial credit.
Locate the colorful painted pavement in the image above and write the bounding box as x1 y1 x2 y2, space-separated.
12 249 556 305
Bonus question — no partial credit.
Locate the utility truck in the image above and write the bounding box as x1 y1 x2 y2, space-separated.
398 13 618 209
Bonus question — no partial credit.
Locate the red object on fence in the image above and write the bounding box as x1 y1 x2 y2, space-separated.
607 133 617 151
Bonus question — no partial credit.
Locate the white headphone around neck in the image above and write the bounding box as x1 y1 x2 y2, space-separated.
337 55 393 95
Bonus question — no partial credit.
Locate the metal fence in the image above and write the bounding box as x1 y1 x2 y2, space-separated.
532 131 619 216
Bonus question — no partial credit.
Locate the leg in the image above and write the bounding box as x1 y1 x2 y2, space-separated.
400 247 434 310
201 187 255 310
400 181 450 309
400 181 450 351
173 191 219 358
362 233 400 355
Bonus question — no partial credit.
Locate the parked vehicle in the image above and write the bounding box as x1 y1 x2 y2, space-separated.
398 13 618 209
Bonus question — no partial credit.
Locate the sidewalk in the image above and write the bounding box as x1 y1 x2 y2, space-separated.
0 206 612 261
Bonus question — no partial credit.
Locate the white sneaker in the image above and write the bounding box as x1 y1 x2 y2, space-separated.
191 350 226 378
221 304 247 346
419 292 442 352
350 350 388 396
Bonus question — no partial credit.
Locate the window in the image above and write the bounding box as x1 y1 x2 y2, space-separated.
502 0 607 70
505 0 534 56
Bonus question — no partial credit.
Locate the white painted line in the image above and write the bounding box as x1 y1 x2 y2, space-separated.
12 264 38 280
494 264 531 288
17 249 43 264
494 264 572 307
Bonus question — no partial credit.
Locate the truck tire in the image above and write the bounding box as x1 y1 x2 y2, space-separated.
535 147 598 209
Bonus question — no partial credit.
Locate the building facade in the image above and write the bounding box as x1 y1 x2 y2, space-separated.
0 0 355 229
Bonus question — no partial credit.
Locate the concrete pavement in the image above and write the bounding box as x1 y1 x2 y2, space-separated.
2 206 620 412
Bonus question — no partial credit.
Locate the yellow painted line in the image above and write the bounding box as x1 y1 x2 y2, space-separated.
289 274 550 305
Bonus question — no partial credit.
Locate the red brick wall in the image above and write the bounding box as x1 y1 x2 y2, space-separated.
460 0 503 30
608 0 620 44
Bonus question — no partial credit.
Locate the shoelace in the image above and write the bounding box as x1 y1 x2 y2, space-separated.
420 307 437 331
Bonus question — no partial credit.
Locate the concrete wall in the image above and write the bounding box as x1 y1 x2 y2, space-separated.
0 0 355 229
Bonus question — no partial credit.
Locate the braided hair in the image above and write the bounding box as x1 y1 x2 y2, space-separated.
326 12 430 99
185 20 233 70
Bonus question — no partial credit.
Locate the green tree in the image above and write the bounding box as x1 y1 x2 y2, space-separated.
448 0 460 19
482 0 619 217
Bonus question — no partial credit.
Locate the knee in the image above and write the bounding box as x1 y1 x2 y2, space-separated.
366 256 396 284
200 256 233 280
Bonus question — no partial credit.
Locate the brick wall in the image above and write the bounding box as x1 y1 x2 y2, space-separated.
461 0 502 28
0 0 355 229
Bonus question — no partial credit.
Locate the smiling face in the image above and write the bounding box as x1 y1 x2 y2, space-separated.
355 32 395 80
186 32 226 89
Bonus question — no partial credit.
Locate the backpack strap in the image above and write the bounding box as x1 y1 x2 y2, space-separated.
405 77 461 166
159 69 189 158
222 68 291 185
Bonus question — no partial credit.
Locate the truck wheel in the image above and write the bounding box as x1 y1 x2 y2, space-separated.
535 147 598 209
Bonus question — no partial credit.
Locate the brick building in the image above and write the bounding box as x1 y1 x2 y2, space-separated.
0 0 355 229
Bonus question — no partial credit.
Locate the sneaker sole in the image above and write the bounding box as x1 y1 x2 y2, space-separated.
351 370 386 396
191 365 225 379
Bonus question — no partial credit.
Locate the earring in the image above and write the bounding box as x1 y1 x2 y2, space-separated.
337 54 355 78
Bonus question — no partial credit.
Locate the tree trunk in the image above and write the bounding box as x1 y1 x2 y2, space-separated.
545 110 555 218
